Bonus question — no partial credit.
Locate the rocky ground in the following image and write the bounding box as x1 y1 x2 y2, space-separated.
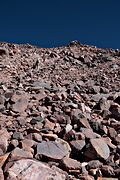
0 41 119 180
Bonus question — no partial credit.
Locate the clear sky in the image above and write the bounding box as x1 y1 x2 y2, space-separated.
0 0 120 49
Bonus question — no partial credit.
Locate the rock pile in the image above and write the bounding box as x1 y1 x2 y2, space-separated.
0 41 119 179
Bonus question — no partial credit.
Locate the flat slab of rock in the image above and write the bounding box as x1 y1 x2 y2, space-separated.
36 141 69 161
12 97 28 113
84 138 110 160
5 159 68 180
91 139 110 159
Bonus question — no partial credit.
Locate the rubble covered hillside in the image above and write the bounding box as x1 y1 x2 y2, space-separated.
0 41 120 180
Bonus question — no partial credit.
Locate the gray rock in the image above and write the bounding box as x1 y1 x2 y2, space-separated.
12 132 24 140
87 160 103 169
36 141 69 161
30 116 44 124
12 97 28 113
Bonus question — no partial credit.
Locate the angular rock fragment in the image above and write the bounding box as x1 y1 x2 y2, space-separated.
8 147 33 161
44 118 55 130
86 160 103 169
12 97 28 113
60 157 81 172
70 140 85 153
36 141 69 161
79 117 91 129
5 159 68 180
32 133 42 142
84 138 110 160
11 95 28 113
82 127 101 139
19 139 36 153
12 132 24 140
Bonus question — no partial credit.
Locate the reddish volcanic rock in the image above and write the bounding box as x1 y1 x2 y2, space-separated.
0 41 119 179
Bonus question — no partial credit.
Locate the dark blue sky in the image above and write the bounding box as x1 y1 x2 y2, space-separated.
0 0 120 49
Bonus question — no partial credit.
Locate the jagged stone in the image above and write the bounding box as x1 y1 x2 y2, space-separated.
5 159 68 180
